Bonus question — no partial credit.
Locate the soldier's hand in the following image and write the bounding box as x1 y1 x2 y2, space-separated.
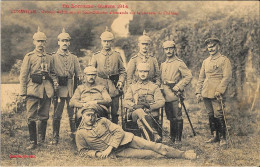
196 94 203 103
214 92 222 98
138 102 150 109
99 146 113 158
20 95 27 101
116 81 123 90
172 86 179 92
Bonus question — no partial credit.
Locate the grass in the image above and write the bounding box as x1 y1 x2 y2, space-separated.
1 96 260 166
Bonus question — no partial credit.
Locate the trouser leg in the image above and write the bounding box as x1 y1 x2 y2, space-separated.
38 120 47 143
177 119 183 141
111 96 119 124
66 98 76 139
27 121 37 149
128 136 184 158
52 98 65 144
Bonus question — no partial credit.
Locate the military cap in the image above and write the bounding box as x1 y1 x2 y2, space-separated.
163 41 176 48
33 26 47 40
204 37 221 46
58 28 71 40
138 30 152 44
84 66 97 75
100 26 114 40
137 63 150 71
81 104 97 114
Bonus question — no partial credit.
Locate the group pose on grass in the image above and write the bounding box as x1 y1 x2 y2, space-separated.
19 26 232 159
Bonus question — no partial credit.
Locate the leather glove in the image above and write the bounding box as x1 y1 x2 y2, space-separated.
133 104 144 110
196 93 203 103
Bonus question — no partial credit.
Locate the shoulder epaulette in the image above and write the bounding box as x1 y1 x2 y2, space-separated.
94 51 101 55
25 51 34 56
130 55 138 59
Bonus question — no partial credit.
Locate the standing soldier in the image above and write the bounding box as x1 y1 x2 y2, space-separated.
20 27 57 149
196 37 232 146
90 27 126 124
51 28 82 145
160 40 192 143
124 63 165 142
127 30 160 86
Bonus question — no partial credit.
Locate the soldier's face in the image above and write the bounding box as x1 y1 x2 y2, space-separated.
84 74 97 84
164 47 175 57
33 40 46 51
101 40 112 50
58 39 70 50
139 43 150 53
207 43 219 56
82 111 97 126
138 70 149 80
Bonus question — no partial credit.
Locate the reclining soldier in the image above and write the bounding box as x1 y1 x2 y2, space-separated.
70 66 112 127
124 63 165 142
76 104 196 159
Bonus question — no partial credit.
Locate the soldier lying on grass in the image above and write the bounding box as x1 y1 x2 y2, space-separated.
75 104 197 159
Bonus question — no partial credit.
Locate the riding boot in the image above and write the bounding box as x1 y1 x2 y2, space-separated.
38 120 47 145
27 121 37 150
206 117 220 143
75 117 82 129
139 116 155 141
218 117 227 146
170 119 178 143
177 119 183 142
52 120 60 145
69 119 76 140
146 115 162 142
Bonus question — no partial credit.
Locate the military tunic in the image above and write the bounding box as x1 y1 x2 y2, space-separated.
196 53 232 118
20 49 56 121
124 80 165 117
127 52 160 86
161 56 192 102
52 49 82 98
70 83 112 118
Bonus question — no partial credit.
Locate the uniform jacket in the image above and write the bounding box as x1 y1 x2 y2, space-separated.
76 117 134 157
161 56 192 102
70 82 112 117
124 80 165 116
52 49 82 97
90 49 126 97
20 49 56 98
127 52 160 86
196 53 232 98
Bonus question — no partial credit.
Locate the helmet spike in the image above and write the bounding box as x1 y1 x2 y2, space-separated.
62 27 66 33
143 30 147 36
37 26 41 32
105 26 109 32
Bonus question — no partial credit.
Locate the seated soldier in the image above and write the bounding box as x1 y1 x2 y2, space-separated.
76 104 196 159
124 63 165 142
70 66 112 127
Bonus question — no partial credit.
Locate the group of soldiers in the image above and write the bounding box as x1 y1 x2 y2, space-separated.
19 26 232 159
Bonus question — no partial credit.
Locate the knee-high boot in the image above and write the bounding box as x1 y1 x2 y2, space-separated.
52 120 60 145
38 120 47 144
69 119 76 140
177 119 183 142
206 116 220 143
170 119 178 143
27 121 37 149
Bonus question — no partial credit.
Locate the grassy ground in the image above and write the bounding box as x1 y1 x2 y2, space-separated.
1 97 260 166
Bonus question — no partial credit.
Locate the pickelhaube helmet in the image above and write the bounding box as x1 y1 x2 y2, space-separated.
84 66 97 75
58 28 71 40
162 41 176 48
100 26 114 40
33 26 47 40
138 30 152 44
137 63 150 71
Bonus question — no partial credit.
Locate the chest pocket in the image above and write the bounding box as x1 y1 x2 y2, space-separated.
93 123 108 138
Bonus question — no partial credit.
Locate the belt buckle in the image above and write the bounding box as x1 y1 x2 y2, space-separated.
42 76 46 80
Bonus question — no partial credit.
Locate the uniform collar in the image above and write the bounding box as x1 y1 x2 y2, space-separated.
34 49 46 57
83 82 97 87
57 49 70 56
137 79 149 85
166 56 177 63
138 51 149 58
101 48 113 56
210 52 221 60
